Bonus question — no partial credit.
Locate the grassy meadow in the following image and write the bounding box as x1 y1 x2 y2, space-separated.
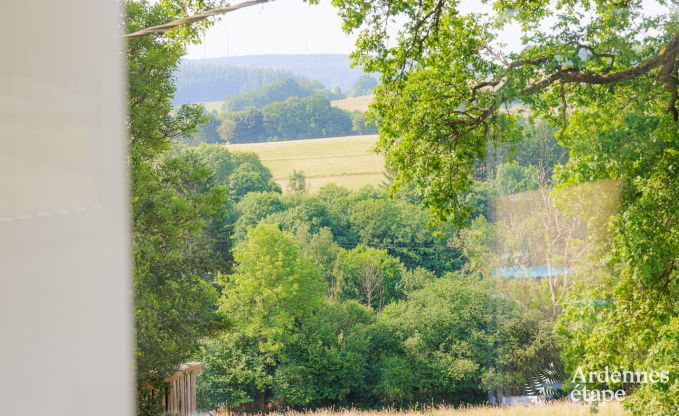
330 94 374 112
215 402 626 416
226 134 384 192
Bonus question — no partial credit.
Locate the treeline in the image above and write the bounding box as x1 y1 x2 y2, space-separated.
173 62 296 104
193 78 376 144
224 77 342 112
176 54 368 99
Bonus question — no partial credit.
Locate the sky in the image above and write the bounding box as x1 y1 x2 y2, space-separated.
184 0 672 60
184 0 357 59
183 0 521 59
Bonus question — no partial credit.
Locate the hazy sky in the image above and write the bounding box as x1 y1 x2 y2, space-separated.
183 0 518 59
184 0 357 59
184 0 671 60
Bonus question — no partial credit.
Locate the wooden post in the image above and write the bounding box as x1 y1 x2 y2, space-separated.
163 362 203 416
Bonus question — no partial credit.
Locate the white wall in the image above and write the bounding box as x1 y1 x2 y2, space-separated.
0 1 133 415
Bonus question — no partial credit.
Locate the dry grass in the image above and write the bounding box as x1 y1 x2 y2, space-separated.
214 401 626 416
226 135 384 192
331 95 374 112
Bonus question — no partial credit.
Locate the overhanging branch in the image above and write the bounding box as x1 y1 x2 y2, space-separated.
523 27 679 93
450 27 679 131
124 0 273 40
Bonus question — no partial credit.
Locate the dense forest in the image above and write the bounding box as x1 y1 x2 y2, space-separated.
193 77 376 144
173 62 296 104
176 54 367 102
140 121 569 411
187 120 571 410
125 1 678 416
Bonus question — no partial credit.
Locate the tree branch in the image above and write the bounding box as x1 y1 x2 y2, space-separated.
524 27 679 94
448 27 679 133
124 0 273 40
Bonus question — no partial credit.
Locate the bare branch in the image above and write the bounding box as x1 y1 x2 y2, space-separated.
124 0 273 40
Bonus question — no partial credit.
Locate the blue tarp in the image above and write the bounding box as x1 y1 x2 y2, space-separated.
492 266 571 279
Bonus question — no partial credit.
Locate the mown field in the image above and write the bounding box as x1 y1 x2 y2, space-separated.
214 402 626 416
330 94 374 112
226 134 384 192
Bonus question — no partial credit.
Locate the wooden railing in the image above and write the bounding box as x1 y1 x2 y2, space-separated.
164 362 203 416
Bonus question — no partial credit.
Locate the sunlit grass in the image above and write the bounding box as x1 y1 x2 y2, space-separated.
226 134 384 192
330 95 374 112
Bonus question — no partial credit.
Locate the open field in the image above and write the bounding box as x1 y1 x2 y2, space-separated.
331 94 374 112
226 135 384 192
215 402 626 416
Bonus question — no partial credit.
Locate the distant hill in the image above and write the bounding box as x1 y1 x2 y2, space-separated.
173 62 295 104
174 54 366 104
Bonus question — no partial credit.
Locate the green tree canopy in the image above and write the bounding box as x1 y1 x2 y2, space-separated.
351 74 378 97
374 273 525 404
334 244 405 310
219 223 327 354
325 1 678 413
125 1 232 413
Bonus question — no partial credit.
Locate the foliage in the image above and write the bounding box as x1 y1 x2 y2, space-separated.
556 116 678 415
351 74 378 97
295 226 343 292
397 267 437 295
233 192 286 242
334 245 405 310
228 107 266 143
262 93 354 140
171 143 279 201
329 0 677 219
125 0 230 414
193 109 222 144
287 170 309 194
512 119 568 179
264 197 343 239
347 198 461 273
327 1 678 412
223 93 355 143
494 163 540 196
225 77 338 112
352 111 378 135
213 402 628 416
218 117 236 142
173 62 296 104
274 300 374 406
374 274 526 404
218 223 326 355
197 333 270 410
177 54 368 96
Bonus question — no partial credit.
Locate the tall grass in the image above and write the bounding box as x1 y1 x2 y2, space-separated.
215 401 626 416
